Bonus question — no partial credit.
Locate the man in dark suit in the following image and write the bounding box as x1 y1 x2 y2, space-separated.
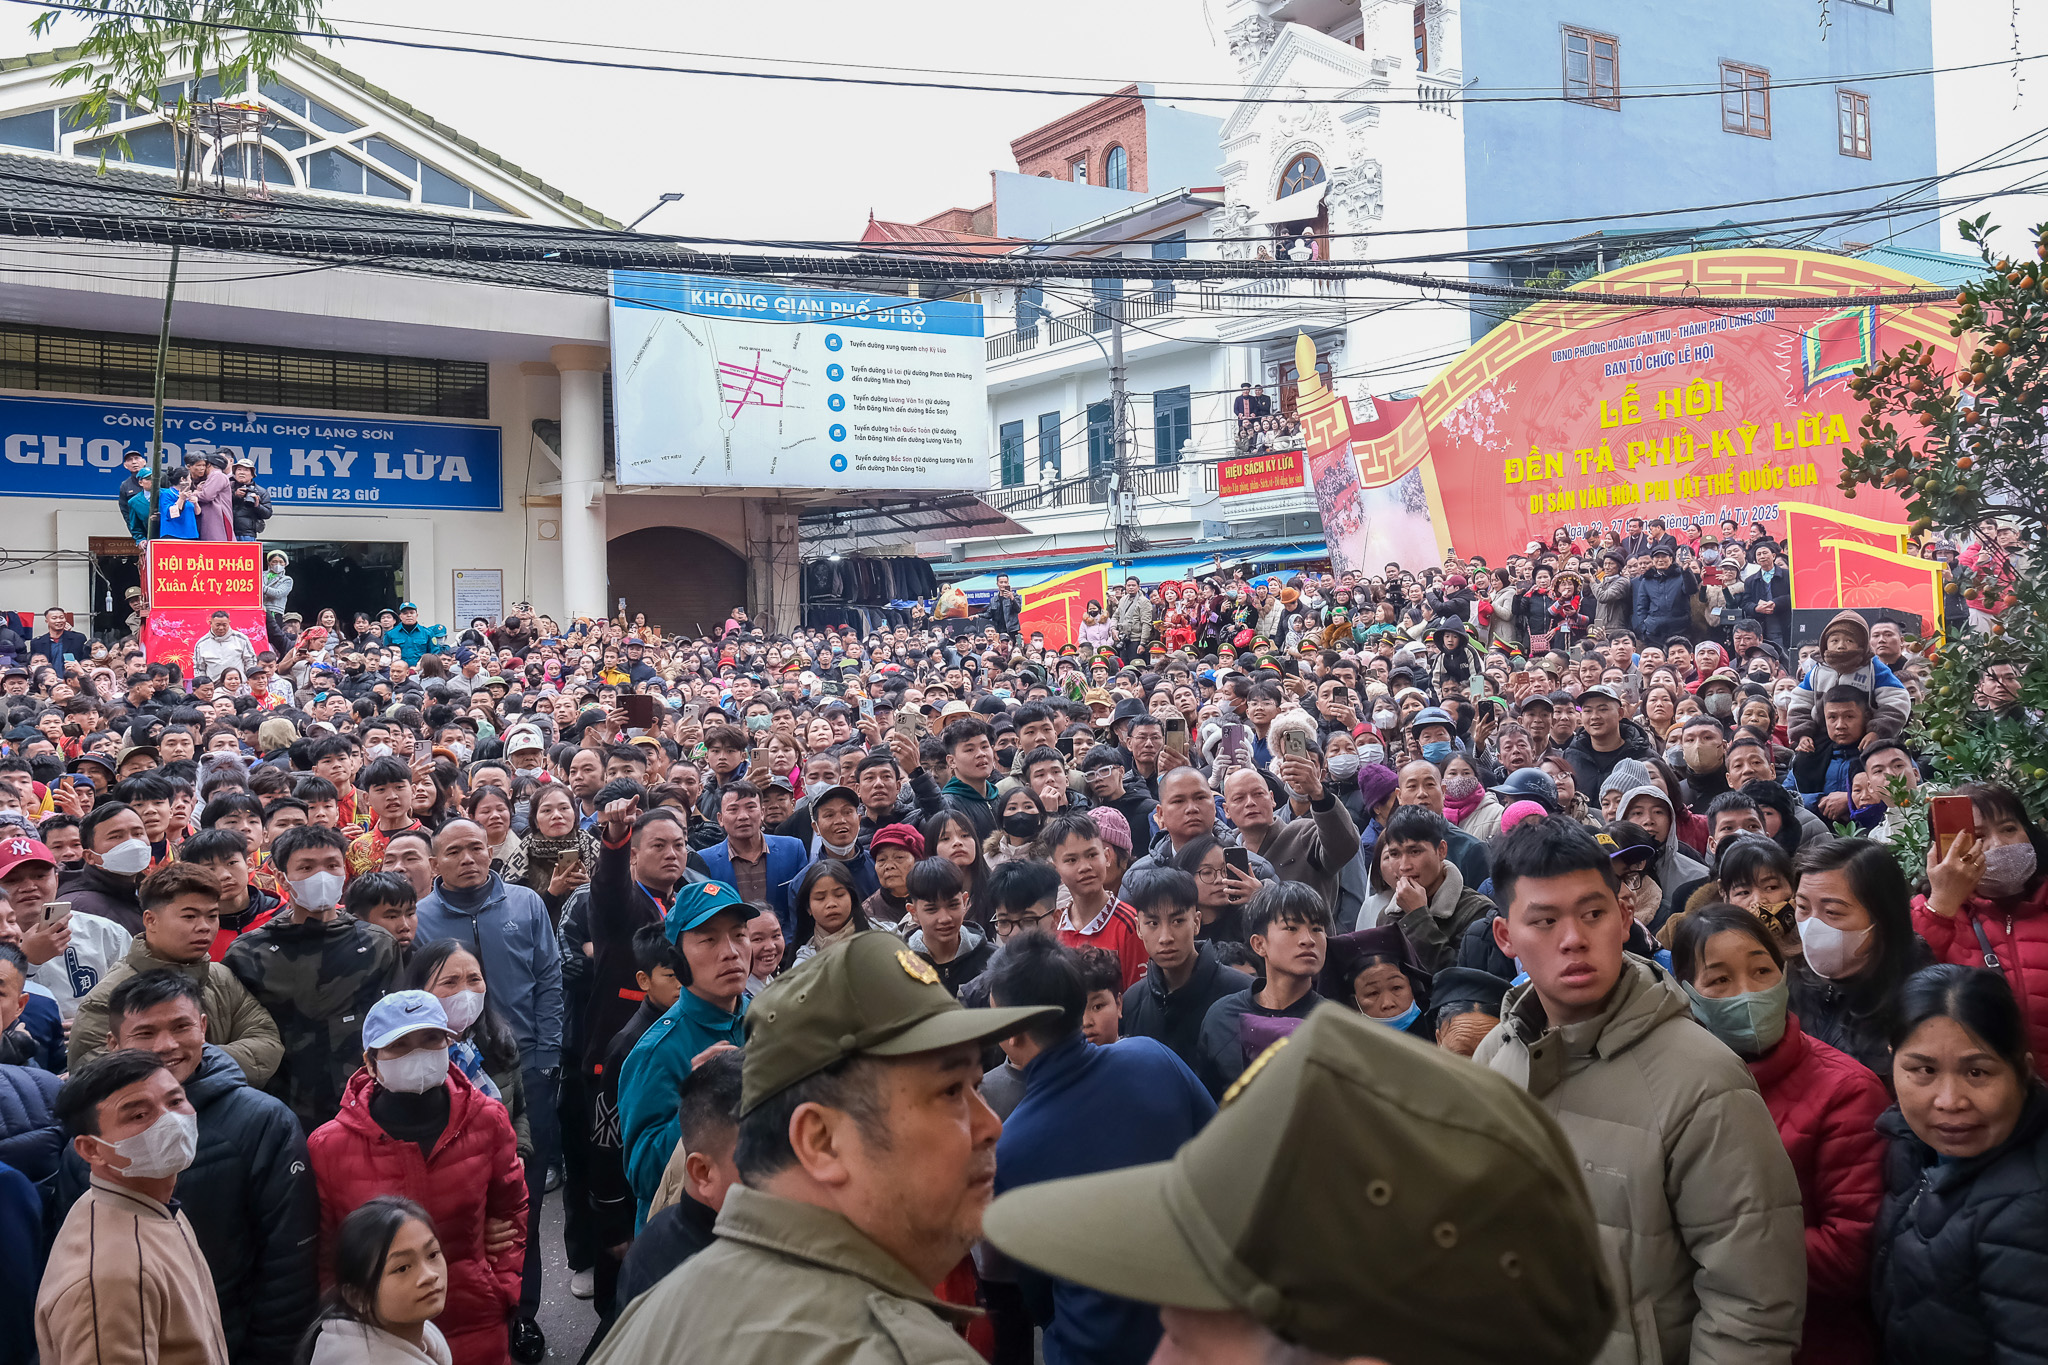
28 609 87 668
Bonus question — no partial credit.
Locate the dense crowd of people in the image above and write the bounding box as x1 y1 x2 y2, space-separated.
0 513 2041 1365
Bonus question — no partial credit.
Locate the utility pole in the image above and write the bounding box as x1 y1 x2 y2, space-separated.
1110 305 1132 560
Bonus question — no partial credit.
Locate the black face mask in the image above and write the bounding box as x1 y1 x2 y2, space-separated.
1002 810 1044 841
994 746 1018 771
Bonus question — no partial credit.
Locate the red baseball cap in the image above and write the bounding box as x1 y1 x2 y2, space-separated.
0 836 56 879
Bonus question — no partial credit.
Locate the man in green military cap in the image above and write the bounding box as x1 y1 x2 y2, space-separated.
591 930 1060 1365
980 1006 1617 1365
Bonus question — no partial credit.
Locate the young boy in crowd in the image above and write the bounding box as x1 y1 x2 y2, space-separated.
343 870 418 958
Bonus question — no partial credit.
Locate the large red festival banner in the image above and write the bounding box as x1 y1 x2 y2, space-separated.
1294 335 1439 574
1017 563 1110 651
142 540 265 676
1335 249 1960 612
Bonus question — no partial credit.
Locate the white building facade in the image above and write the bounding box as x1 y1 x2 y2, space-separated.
947 0 1473 582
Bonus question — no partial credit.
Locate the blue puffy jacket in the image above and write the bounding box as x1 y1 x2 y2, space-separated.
0 1063 62 1205
1630 566 1697 639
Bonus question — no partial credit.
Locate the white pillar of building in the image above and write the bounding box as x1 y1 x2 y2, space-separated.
551 344 609 620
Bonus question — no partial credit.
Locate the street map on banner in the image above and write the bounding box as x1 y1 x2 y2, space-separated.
609 271 988 491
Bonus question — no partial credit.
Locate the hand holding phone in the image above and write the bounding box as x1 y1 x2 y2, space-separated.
1930 794 1975 861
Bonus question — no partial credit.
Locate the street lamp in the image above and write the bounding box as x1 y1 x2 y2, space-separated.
624 192 685 232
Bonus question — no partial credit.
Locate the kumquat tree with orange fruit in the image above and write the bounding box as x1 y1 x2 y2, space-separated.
1834 213 2048 852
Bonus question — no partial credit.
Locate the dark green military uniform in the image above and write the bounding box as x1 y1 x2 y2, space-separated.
223 910 401 1131
591 931 1056 1365
982 1006 1619 1365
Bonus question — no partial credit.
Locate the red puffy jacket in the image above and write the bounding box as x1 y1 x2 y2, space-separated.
1748 1012 1889 1365
308 1066 529 1365
1913 876 2048 1074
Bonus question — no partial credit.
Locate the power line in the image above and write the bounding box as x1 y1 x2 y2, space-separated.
10 0 2046 111
0 181 1963 308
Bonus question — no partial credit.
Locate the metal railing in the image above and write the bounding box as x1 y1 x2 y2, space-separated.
986 474 1110 512
1418 76 1458 115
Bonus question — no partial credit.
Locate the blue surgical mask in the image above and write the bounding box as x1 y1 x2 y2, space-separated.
1681 978 1788 1055
1378 1002 1422 1031
1421 740 1454 765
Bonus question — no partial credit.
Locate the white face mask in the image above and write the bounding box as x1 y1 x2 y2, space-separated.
1797 913 1872 980
366 743 393 759
450 743 473 763
1326 753 1362 781
96 1107 198 1179
514 766 543 781
439 989 485 1034
98 837 152 876
1358 744 1386 767
375 1047 450 1095
290 871 345 912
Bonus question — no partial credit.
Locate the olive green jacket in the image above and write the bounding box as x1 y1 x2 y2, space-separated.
592 1185 981 1365
69 937 284 1086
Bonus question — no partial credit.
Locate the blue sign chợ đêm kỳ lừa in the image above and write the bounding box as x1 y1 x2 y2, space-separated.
0 392 504 512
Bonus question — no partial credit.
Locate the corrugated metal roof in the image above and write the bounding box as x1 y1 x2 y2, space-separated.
1852 244 1987 289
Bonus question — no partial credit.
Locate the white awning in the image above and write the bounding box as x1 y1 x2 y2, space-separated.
1252 181 1327 225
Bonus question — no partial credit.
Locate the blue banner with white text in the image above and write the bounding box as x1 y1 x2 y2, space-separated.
0 392 503 511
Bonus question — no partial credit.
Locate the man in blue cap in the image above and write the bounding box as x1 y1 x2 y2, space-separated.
615 881 759 1226
384 602 445 666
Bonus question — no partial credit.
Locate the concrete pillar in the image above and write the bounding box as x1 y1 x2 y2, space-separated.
743 498 802 633
550 344 609 621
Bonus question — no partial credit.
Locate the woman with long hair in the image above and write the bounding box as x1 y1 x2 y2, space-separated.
410 759 460 834
922 809 990 926
1790 838 1934 1082
1917 782 2048 1070
1174 834 1255 945
502 785 584 917
295 1197 451 1365
404 939 529 1158
1673 904 1888 1365
784 860 871 969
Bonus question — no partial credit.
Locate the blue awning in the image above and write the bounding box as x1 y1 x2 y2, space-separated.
945 540 1328 603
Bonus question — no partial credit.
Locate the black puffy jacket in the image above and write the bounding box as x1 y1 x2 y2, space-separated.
1873 1087 2048 1364
57 1046 320 1365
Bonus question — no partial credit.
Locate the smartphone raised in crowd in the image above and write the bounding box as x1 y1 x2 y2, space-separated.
1164 715 1189 756
619 694 656 730
1223 847 1250 875
1930 794 1975 860
40 899 70 927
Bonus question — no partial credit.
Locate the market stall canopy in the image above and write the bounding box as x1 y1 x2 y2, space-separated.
801 494 1032 559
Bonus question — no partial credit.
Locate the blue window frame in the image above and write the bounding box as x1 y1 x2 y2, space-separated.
1038 411 1061 477
1152 386 1191 465
999 420 1026 487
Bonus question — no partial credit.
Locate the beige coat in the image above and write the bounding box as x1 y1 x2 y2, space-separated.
37 1176 231 1365
68 938 284 1086
1475 956 1806 1365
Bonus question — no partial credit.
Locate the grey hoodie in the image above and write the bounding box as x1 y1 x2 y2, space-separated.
1615 784 1709 896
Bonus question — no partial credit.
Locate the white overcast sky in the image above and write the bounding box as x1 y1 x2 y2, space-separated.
10 0 2043 250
